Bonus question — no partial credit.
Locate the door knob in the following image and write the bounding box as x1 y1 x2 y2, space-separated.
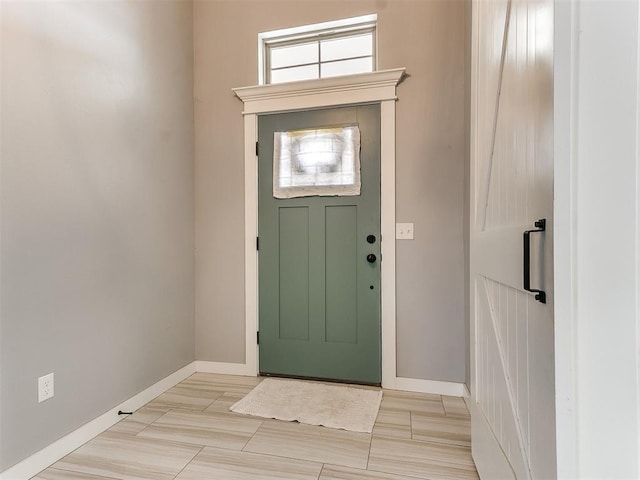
366 253 377 263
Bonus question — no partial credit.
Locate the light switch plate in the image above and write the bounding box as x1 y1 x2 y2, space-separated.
396 223 414 240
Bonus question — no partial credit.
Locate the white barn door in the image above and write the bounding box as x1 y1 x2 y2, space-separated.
469 0 555 479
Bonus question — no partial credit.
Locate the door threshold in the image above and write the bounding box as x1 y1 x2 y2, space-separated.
259 372 381 388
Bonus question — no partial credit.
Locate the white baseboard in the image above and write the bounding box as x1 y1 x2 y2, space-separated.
0 362 196 480
395 377 467 397
195 360 256 376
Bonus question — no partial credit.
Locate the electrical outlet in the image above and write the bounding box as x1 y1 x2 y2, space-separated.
396 223 414 240
38 373 54 403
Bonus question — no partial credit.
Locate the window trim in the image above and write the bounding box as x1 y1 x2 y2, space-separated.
258 14 378 85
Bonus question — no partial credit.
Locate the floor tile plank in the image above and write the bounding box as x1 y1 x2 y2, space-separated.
144 373 261 412
380 391 445 416
145 385 222 411
32 468 120 480
372 410 411 439
320 464 420 480
203 392 245 414
187 373 263 394
243 420 371 469
174 446 322 480
108 407 169 436
411 413 470 446
368 436 478 480
51 431 201 480
441 396 470 418
137 409 263 450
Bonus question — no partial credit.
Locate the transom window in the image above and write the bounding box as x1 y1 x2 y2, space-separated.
259 15 377 85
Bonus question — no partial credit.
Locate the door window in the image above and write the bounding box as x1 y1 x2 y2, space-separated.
273 125 361 199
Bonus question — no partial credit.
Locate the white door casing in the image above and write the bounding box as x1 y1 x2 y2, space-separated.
470 0 555 478
232 69 405 388
554 1 640 478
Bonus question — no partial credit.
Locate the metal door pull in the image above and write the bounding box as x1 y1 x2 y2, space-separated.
523 219 546 304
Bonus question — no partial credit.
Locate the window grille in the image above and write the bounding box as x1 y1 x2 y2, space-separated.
259 15 377 85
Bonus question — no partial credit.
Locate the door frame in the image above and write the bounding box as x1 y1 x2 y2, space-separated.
553 1 640 478
233 68 405 388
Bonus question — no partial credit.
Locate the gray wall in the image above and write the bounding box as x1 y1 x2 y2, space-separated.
1 1 195 470
194 0 467 382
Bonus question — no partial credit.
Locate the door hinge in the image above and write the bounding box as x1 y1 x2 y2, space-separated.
256 331 260 344
255 141 259 156
256 237 259 251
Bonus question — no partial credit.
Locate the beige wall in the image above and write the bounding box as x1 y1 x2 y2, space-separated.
194 0 467 382
1 1 195 470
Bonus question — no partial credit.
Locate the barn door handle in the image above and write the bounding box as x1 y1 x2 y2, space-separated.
523 219 546 304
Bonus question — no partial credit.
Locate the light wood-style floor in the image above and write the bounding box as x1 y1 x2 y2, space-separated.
32 373 479 480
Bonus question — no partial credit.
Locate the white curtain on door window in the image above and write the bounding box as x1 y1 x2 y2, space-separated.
273 126 361 199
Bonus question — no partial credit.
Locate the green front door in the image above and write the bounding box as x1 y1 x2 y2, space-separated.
258 105 381 385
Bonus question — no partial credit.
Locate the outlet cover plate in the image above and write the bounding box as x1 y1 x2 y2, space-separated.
396 223 414 240
38 373 54 403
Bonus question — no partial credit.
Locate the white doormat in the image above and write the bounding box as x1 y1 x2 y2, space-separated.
229 378 383 433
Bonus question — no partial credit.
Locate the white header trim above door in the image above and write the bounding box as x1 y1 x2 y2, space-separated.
233 68 405 388
234 68 405 114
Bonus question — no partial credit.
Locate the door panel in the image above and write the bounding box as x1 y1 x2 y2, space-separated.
470 0 555 478
278 207 310 341
258 104 381 384
476 276 530 479
325 205 358 344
